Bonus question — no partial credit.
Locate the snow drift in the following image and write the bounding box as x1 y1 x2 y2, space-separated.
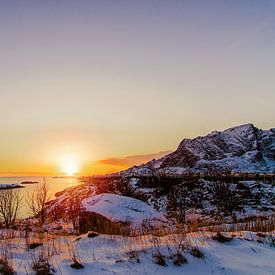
82 193 170 230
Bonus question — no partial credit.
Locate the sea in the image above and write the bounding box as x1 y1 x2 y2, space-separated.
0 176 81 218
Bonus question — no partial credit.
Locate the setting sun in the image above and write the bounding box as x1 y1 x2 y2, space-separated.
60 155 80 176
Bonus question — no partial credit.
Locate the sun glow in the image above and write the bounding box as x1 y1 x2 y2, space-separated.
60 155 80 176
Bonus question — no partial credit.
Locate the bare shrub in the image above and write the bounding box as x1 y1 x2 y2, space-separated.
212 181 240 215
27 179 50 226
31 252 55 275
0 242 15 275
67 193 83 233
127 250 140 263
0 189 22 228
168 184 191 223
168 230 189 266
153 251 166 266
151 235 167 266
173 253 187 266
66 238 84 270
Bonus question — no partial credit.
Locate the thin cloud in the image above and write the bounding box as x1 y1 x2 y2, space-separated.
99 150 172 167
223 20 271 51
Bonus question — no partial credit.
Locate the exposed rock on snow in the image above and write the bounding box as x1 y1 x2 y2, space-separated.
121 166 155 177
46 183 96 212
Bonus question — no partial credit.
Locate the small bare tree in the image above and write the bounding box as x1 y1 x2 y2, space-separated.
212 181 239 215
168 183 191 224
0 189 22 228
67 194 83 233
27 179 50 225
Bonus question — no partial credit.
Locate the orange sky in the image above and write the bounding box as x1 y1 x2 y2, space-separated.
0 151 171 177
0 2 275 176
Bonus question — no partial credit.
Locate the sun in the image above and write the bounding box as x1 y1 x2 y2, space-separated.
60 155 80 176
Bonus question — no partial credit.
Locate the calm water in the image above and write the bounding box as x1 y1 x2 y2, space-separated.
0 176 81 218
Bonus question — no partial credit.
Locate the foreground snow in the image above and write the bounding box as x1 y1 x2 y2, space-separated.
2 230 274 274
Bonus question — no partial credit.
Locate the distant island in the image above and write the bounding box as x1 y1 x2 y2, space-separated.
0 183 25 190
21 181 39 185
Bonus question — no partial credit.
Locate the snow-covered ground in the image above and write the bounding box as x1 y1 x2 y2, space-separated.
2 230 274 274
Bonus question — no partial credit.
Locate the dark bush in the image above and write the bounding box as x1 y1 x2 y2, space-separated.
0 258 15 275
28 243 43 250
70 262 84 269
127 250 140 263
87 231 99 238
212 232 233 243
31 254 55 275
153 252 167 266
173 253 187 266
191 247 204 258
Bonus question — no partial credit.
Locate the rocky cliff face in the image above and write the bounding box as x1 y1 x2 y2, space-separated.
147 123 275 174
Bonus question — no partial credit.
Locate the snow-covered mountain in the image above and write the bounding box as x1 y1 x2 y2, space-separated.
45 123 274 234
127 123 275 175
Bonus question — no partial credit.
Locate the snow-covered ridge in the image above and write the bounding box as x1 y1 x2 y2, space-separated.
122 123 275 176
44 123 274 236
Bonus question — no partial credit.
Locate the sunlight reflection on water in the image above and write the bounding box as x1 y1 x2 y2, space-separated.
0 176 81 218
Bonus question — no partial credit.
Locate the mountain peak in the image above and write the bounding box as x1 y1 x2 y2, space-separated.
206 123 255 137
143 123 275 174
223 123 256 134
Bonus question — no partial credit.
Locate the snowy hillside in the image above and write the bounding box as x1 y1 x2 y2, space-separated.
44 124 275 234
82 193 170 229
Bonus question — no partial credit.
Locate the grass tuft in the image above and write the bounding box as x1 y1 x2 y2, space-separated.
127 250 140 263
153 251 167 266
31 253 55 275
191 247 204 258
173 253 187 266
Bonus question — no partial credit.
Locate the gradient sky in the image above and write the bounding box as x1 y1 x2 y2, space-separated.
0 0 275 175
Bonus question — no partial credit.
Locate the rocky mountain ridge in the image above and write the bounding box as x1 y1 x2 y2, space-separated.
123 123 275 176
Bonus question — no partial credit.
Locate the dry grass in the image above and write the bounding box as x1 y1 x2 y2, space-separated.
65 237 84 270
30 252 55 275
